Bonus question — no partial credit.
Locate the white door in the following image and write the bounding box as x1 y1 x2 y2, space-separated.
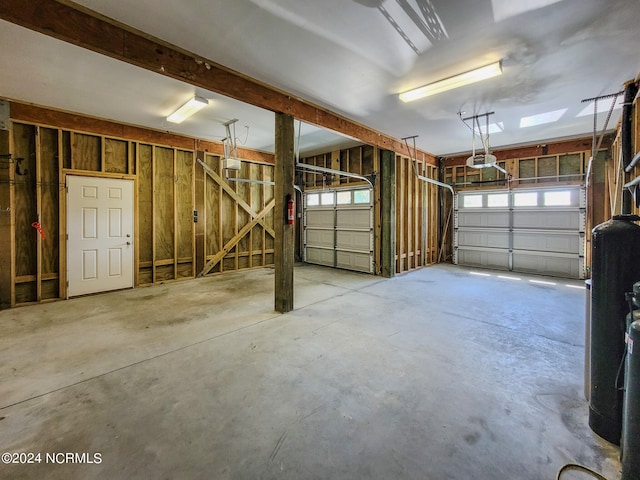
67 175 134 297
303 187 374 273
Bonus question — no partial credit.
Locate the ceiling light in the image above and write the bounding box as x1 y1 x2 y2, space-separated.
399 61 503 102
166 96 209 123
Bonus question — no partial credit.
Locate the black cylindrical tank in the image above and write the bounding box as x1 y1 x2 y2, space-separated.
622 320 640 480
590 215 640 444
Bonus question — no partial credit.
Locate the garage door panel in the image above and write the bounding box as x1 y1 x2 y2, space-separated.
336 251 371 272
456 229 509 249
336 209 370 229
457 211 510 228
455 187 584 279
306 210 334 226
512 231 580 254
304 188 373 274
336 230 372 251
305 229 334 248
305 247 334 267
512 252 580 278
513 210 580 230
456 248 510 270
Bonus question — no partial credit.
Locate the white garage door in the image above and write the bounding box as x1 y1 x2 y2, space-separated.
454 186 585 279
303 187 374 273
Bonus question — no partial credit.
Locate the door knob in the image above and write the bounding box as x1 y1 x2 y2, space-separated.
126 241 131 245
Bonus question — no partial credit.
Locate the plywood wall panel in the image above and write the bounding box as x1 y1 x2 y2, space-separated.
137 144 153 265
175 150 193 277
104 138 128 173
12 123 37 279
154 146 175 263
72 133 101 171
39 127 59 276
204 154 221 261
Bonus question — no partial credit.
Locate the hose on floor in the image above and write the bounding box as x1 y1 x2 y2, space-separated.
556 463 609 480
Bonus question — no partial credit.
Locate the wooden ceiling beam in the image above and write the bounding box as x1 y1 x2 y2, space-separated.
0 0 435 164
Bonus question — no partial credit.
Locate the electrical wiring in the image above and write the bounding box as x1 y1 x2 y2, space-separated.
555 463 609 480
234 124 250 145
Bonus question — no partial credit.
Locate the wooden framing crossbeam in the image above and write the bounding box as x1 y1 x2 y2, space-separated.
197 159 275 238
0 0 435 163
199 199 275 276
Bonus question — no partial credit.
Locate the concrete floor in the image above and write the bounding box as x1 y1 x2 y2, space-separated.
0 264 621 479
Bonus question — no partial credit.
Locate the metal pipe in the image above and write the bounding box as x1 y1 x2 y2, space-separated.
226 177 274 186
624 151 640 173
414 168 454 194
402 136 454 195
624 175 640 189
198 158 302 192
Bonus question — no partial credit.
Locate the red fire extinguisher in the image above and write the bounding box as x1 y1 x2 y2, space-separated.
287 195 295 225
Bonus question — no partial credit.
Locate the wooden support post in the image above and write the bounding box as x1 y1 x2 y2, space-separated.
0 101 12 309
274 113 295 313
380 150 396 278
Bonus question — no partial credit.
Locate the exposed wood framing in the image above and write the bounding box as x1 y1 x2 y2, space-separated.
200 199 275 276
394 154 437 273
201 154 275 276
10 102 274 165
0 0 435 163
445 137 608 166
2 101 279 307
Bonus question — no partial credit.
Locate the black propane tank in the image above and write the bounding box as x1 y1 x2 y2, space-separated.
590 215 640 444
622 320 640 480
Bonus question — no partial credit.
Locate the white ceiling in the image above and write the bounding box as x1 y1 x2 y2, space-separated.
1 0 639 156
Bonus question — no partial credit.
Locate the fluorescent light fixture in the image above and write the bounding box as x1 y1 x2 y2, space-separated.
498 275 521 281
399 61 503 102
519 108 567 128
166 96 209 123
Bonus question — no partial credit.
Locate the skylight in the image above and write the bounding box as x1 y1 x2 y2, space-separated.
492 0 564 22
519 109 567 128
474 122 504 135
577 96 624 117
